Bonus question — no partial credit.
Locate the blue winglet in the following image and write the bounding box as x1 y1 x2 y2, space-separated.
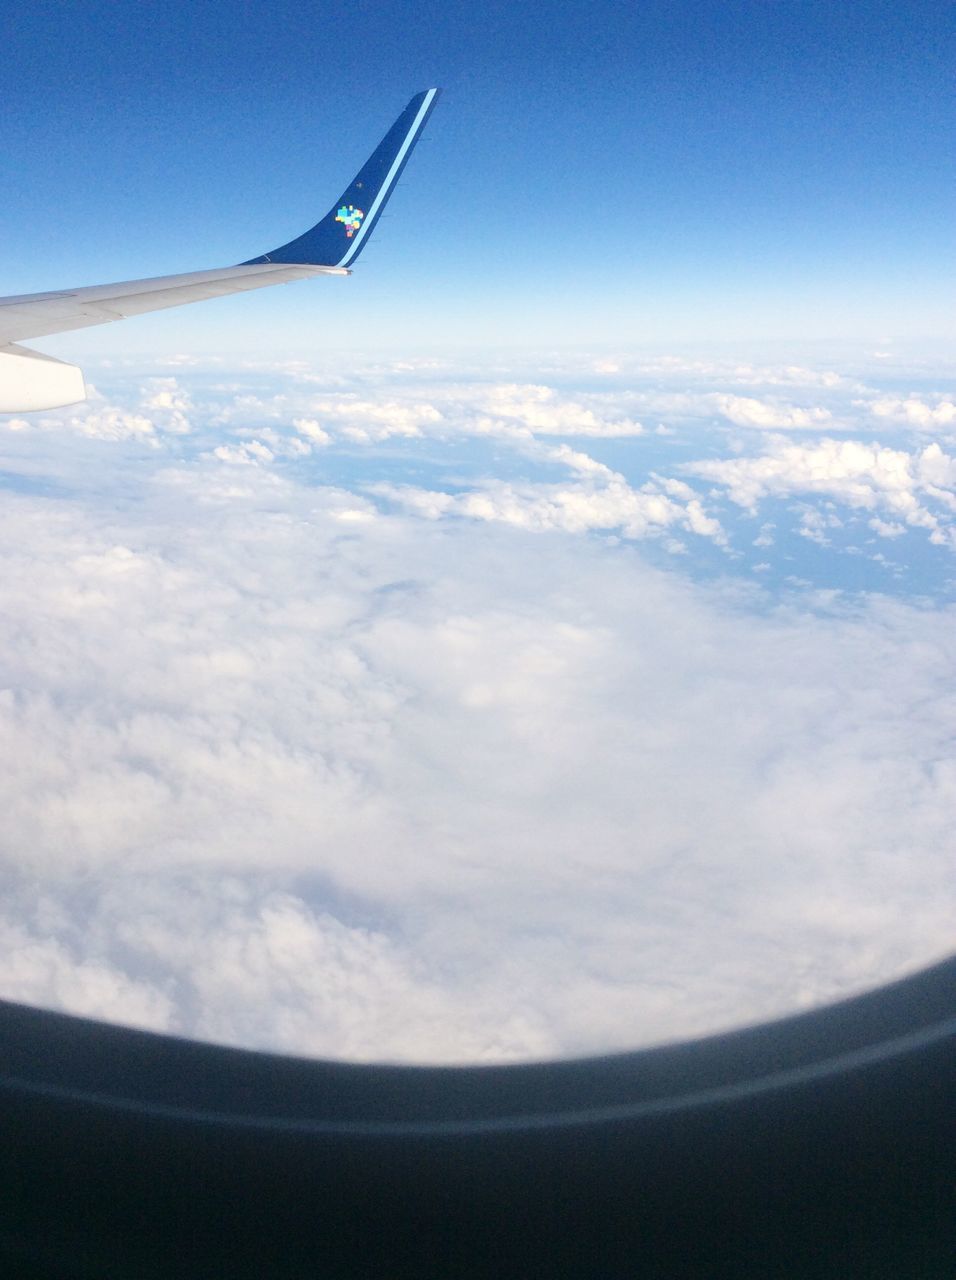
244 88 441 269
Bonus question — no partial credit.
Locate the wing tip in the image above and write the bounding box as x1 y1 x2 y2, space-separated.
244 87 443 270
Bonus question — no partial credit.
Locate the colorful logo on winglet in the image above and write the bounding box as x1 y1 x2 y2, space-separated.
336 205 365 238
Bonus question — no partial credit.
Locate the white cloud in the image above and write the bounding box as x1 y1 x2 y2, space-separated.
293 417 331 446
522 353 859 390
477 383 644 437
0 913 175 1032
546 443 617 477
139 376 193 433
797 507 843 547
1 377 196 442
710 394 833 430
864 395 956 429
205 379 648 445
869 517 906 538
565 387 846 435
210 440 275 465
73 407 159 442
686 436 956 542
299 395 441 442
373 443 725 545
1 356 954 1065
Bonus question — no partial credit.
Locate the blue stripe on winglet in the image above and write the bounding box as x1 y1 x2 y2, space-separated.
243 88 441 269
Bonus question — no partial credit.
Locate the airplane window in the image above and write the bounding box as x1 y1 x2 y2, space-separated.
1 2 954 1272
1 0 951 1078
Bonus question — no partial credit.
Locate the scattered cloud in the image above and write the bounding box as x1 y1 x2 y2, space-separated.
301 395 442 442
711 394 833 430
139 376 193 433
476 383 644 437
373 441 725 545
869 517 906 539
293 417 331 446
864 395 956 429
210 440 275 465
686 437 956 544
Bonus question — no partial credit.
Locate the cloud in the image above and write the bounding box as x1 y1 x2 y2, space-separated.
797 507 843 547
73 407 159 442
710 394 833 430
494 353 861 391
869 517 906 539
138 377 193 433
373 443 725 545
476 383 645 437
210 440 275 465
292 395 442 442
548 388 845 434
864 395 956 429
686 436 956 544
202 379 648 445
43 351 948 470
0 429 954 1063
1 355 954 1064
293 417 332 446
1 376 196 441
0 912 175 1032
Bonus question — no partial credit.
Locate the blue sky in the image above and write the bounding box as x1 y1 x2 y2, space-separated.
3 0 953 352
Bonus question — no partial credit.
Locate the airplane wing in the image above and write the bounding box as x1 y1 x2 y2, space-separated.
0 87 441 412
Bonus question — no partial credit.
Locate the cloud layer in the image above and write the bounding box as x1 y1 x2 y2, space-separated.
0 348 954 1062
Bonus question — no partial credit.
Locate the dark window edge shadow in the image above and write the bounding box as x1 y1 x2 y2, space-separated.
1 953 954 1278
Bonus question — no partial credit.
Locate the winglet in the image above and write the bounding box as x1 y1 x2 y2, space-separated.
244 88 441 270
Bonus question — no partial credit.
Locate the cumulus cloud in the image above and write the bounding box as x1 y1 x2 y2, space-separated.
0 911 175 1032
636 390 843 431
0 354 954 1064
797 507 843 547
1 376 197 442
373 442 725 545
710 394 833 430
864 395 956 429
291 394 442 442
73 407 159 442
210 440 275 465
476 383 644 436
139 376 193 433
377 476 712 541
203 379 647 445
293 417 332 446
686 437 956 544
869 517 906 538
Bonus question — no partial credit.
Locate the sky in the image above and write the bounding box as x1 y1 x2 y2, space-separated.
0 1 953 1064
3 0 953 351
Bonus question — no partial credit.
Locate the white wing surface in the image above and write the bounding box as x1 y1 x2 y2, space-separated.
0 265 344 349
